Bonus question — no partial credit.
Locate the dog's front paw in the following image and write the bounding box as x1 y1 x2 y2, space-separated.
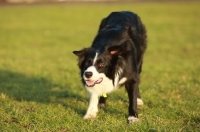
128 116 139 124
83 110 98 119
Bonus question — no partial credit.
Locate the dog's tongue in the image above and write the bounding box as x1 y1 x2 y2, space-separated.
85 80 95 86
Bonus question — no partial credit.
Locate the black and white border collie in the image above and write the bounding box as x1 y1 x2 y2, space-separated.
73 11 147 123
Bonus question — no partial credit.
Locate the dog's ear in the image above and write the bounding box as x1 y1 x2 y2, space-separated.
108 45 122 55
73 48 90 68
73 50 85 57
108 43 131 56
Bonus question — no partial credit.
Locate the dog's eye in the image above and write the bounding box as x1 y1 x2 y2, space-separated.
85 59 92 67
98 63 105 68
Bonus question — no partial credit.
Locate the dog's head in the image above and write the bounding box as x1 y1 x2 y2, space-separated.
73 28 135 88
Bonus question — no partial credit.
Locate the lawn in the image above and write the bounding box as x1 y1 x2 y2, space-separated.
0 1 200 131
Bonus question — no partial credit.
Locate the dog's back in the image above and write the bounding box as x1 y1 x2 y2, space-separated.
98 11 139 31
98 11 147 73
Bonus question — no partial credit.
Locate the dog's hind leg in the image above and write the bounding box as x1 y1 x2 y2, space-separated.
137 61 144 106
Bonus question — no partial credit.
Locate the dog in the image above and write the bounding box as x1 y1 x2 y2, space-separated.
73 11 147 123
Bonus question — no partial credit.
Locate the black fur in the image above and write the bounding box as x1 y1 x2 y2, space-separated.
73 11 147 123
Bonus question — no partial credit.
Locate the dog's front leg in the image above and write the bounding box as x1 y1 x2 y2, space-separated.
83 93 99 119
125 79 139 123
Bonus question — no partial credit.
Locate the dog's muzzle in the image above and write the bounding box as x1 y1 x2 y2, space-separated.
84 72 103 87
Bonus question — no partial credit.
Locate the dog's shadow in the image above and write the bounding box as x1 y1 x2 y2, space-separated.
0 70 87 116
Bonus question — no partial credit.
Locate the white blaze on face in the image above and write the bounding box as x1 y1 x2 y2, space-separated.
92 52 98 65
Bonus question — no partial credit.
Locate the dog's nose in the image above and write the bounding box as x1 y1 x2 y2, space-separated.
85 72 93 78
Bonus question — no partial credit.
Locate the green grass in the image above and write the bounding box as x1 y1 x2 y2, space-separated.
0 2 200 131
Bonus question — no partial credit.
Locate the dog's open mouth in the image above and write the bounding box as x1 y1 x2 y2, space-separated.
85 78 103 87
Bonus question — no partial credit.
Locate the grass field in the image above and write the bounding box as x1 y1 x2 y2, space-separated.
0 2 200 131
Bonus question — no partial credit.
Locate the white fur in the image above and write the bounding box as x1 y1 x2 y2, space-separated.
137 98 144 105
83 94 99 119
128 116 139 123
118 77 127 85
114 68 123 88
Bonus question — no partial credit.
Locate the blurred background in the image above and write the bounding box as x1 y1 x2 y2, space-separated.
0 0 199 4
0 0 199 131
